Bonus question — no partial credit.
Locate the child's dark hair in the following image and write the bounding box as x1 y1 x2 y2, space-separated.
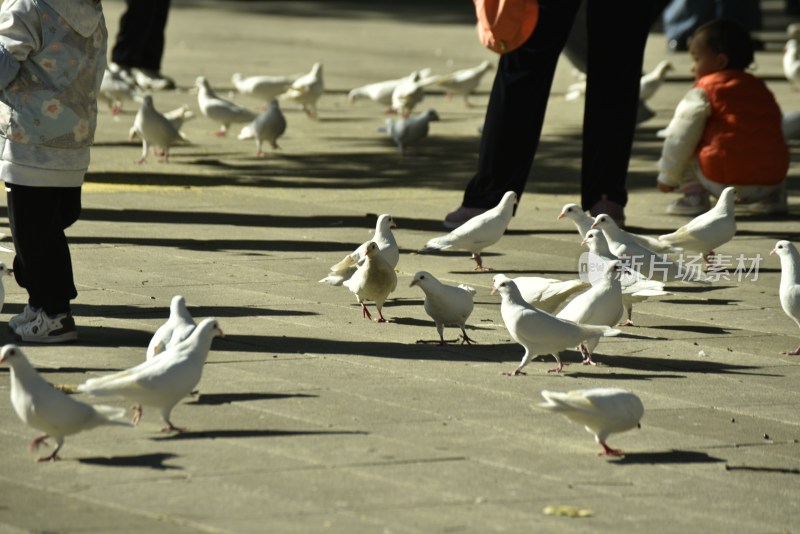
694 19 755 70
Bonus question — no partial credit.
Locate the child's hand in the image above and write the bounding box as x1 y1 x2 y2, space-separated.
657 182 675 193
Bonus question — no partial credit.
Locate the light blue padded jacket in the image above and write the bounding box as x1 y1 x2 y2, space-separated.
0 0 107 187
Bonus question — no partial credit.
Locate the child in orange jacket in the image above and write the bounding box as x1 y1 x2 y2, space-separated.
657 19 789 215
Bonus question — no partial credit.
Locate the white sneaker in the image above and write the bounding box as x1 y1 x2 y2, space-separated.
8 304 39 332
14 311 77 343
666 193 710 216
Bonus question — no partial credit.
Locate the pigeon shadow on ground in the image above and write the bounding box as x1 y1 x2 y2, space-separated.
219 334 522 363
564 371 686 380
724 465 800 475
652 325 738 335
610 449 725 465
0 324 151 349
661 285 733 294
590 354 780 376
151 429 367 441
68 235 356 254
58 303 316 320
186 392 318 405
655 298 741 305
78 453 182 471
391 316 495 333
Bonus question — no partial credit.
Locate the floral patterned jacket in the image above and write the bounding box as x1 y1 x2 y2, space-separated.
0 0 106 186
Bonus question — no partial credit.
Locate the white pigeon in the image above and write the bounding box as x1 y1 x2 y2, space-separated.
658 186 737 264
146 295 196 361
1 344 131 462
348 68 434 111
0 261 12 314
492 278 621 374
129 104 195 143
409 271 476 344
237 98 287 157
429 60 493 107
556 260 624 365
639 60 674 102
77 318 224 433
771 240 800 355
419 191 517 271
391 70 433 117
784 39 800 91
581 229 670 326
130 94 189 163
557 203 678 253
538 388 644 457
342 241 398 322
319 214 399 286
280 62 324 118
99 67 143 116
592 214 711 284
491 273 589 314
382 108 439 155
231 72 298 105
195 76 257 136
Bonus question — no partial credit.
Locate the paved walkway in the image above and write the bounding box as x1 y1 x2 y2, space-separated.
0 1 798 532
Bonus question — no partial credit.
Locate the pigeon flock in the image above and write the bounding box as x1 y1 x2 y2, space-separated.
0 38 798 464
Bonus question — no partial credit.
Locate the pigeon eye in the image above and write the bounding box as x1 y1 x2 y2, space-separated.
420 275 425 280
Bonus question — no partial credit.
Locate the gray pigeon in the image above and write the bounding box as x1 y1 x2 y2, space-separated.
78 318 224 433
237 99 287 157
1 344 131 461
382 108 439 156
410 271 476 344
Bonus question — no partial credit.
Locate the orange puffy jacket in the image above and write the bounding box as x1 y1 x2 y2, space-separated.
695 70 788 186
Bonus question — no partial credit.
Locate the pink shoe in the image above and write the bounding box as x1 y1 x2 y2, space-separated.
443 206 487 229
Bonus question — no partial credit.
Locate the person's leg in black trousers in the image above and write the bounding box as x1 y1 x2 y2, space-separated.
581 0 654 215
6 184 81 316
460 0 582 211
111 0 173 90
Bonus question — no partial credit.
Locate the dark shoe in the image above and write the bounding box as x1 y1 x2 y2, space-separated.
443 206 487 229
131 68 176 91
589 196 625 227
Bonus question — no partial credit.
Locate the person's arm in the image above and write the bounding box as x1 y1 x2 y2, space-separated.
0 0 41 90
657 87 710 190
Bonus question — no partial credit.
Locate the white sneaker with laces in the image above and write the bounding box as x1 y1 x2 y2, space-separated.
14 311 77 343
8 304 39 332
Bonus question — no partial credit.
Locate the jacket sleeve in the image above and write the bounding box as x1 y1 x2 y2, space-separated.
0 0 42 90
657 87 710 187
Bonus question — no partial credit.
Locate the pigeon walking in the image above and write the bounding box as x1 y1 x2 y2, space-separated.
1 345 131 461
195 76 257 136
77 318 224 433
771 240 800 355
231 72 298 105
146 295 196 361
348 69 433 112
342 242 397 322
320 214 399 286
556 260 624 365
131 95 189 163
558 203 678 253
639 60 674 102
419 191 517 271
538 388 644 457
280 62 324 118
237 99 287 157
429 60 493 107
491 273 588 314
581 229 670 326
492 278 620 374
391 70 434 117
784 38 800 91
0 261 13 315
382 108 439 155
658 186 737 265
410 271 476 344
100 67 143 116
592 214 711 284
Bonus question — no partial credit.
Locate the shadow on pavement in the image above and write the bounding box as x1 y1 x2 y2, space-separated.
611 449 725 465
79 452 183 470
